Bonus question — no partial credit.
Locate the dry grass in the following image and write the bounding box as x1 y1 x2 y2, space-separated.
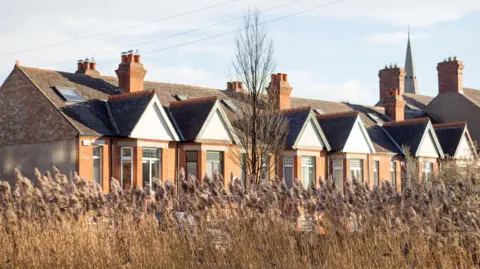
0 161 479 268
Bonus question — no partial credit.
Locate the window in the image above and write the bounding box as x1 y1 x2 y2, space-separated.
186 151 198 179
174 94 189 101
350 159 363 182
260 153 270 180
373 161 379 186
301 156 315 189
206 151 223 178
121 147 133 189
332 159 344 192
142 148 161 188
93 146 102 186
283 156 294 188
367 113 384 124
54 86 85 102
390 161 396 189
422 162 434 181
222 99 240 112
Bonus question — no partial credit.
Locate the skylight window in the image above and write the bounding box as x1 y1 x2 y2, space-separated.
314 108 325 115
174 94 189 101
54 86 85 102
222 99 240 112
367 113 384 124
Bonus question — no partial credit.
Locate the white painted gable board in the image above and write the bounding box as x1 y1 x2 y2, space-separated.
456 134 473 159
296 119 324 149
343 121 371 153
198 109 232 142
130 102 176 141
417 132 440 158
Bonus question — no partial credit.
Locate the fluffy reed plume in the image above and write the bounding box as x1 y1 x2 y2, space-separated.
0 160 479 268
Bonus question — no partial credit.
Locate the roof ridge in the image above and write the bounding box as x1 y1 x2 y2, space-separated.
382 117 429 127
108 89 155 101
316 110 359 119
433 122 467 129
281 106 311 114
170 96 217 107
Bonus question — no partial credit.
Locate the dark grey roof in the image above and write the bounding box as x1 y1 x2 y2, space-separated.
367 125 402 154
382 119 429 155
283 109 311 148
169 97 217 141
61 100 117 136
107 92 154 136
433 125 465 157
316 113 357 152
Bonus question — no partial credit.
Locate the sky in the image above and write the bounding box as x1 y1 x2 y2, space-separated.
0 0 479 106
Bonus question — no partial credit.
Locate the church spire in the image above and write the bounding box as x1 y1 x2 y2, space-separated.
404 27 419 94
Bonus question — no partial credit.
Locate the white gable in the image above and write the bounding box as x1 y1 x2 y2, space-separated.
456 134 473 159
296 119 324 149
198 109 232 142
131 102 177 141
343 121 372 153
417 132 440 158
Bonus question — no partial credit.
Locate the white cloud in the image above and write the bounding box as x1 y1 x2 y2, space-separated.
364 32 429 45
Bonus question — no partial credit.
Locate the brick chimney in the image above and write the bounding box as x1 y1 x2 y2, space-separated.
378 64 405 103
267 73 293 110
75 57 100 76
383 89 406 121
115 50 147 93
226 81 246 93
437 57 464 94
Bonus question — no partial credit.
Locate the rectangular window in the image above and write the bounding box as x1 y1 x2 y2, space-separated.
301 156 315 189
186 151 198 179
390 161 396 189
350 159 363 183
206 151 223 178
373 161 379 186
93 146 102 186
142 148 161 188
283 156 294 188
121 147 133 189
332 159 344 192
422 162 434 181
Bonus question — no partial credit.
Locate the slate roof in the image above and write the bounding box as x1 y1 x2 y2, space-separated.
61 100 117 136
282 107 312 148
169 97 218 141
367 125 402 154
382 118 430 155
433 123 466 157
316 112 358 152
463 88 480 106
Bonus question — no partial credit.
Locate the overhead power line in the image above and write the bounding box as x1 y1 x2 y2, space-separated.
41 0 305 68
0 0 238 57
92 0 347 68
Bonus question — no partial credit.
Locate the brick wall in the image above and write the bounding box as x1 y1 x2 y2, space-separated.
78 136 111 193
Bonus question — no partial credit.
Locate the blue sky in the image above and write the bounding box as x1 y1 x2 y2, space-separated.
0 0 479 106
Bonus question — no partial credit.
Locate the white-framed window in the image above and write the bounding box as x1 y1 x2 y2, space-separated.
373 161 379 186
350 159 363 183
283 156 294 188
121 147 133 189
142 148 161 188
422 162 434 181
332 159 343 192
390 160 396 189
93 146 102 186
186 151 198 179
301 156 315 189
206 151 223 178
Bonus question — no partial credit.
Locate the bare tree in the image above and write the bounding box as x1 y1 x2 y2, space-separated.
230 9 288 185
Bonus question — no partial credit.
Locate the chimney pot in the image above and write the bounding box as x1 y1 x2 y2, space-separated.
378 65 406 103
267 73 293 110
437 57 464 94
115 51 147 93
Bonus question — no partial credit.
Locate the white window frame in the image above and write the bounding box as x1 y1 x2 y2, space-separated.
301 156 315 189
373 161 379 186
350 159 363 183
283 156 294 188
121 147 133 188
422 162 433 181
206 151 224 178
92 146 102 186
142 148 161 188
332 158 344 192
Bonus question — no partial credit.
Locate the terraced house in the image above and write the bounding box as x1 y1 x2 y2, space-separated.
0 33 479 192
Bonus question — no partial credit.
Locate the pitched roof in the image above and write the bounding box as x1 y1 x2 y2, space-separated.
169 96 218 141
367 125 402 154
61 100 117 136
282 107 311 148
316 112 358 152
463 88 480 106
382 118 430 155
375 93 433 111
107 90 156 136
433 122 466 157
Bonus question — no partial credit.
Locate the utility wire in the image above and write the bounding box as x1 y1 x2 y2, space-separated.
0 0 238 57
41 0 305 68
91 0 347 68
